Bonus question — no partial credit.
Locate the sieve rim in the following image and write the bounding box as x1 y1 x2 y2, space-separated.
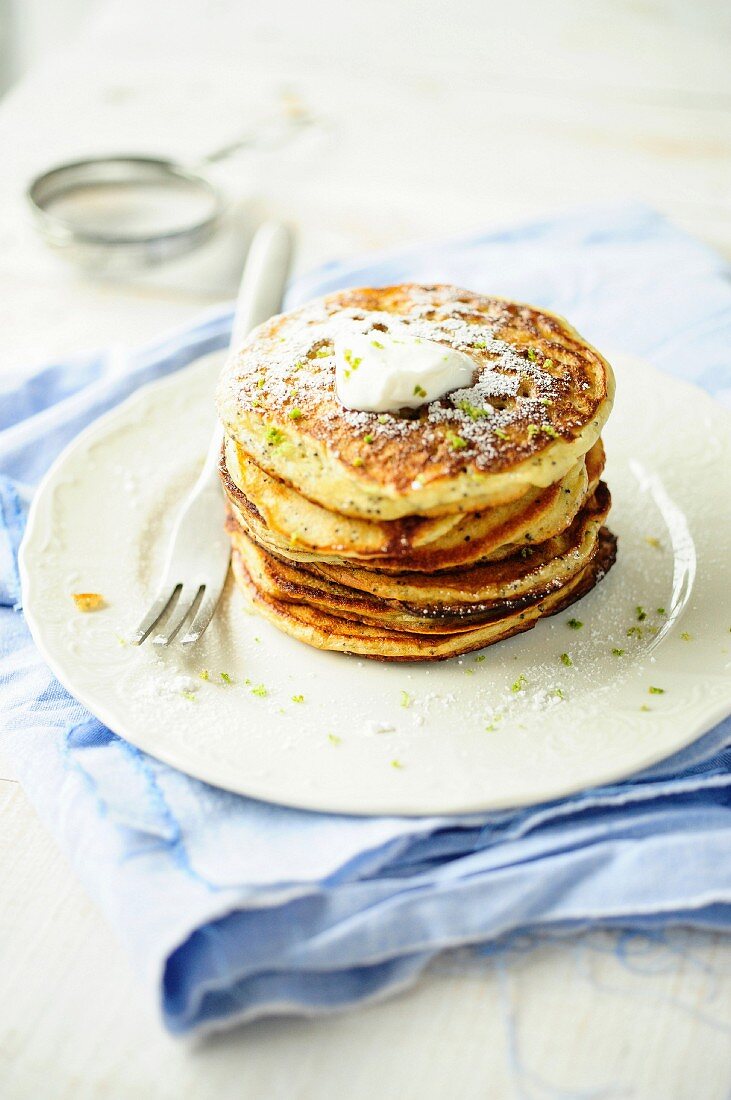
26 155 226 249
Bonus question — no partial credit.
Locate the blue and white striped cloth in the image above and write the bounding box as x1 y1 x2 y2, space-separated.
1 204 730 1035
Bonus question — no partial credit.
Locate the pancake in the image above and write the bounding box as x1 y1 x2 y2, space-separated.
229 527 523 634
217 283 617 664
227 485 610 633
221 436 462 559
303 482 612 610
230 528 618 662
217 284 615 520
221 436 605 572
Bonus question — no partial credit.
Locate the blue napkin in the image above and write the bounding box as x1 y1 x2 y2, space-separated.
1 204 730 1036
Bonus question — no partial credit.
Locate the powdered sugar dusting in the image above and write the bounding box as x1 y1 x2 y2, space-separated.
220 286 592 468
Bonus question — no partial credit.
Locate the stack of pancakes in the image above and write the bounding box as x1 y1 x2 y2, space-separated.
216 285 616 661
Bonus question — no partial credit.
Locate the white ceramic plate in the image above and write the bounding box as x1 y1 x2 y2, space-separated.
20 353 731 816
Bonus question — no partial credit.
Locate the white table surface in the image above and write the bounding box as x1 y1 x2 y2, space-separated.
1 1 730 1097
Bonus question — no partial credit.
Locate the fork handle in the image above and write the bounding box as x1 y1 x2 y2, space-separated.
231 221 293 348
198 221 294 485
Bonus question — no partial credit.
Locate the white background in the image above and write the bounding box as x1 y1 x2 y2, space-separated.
1 1 730 1097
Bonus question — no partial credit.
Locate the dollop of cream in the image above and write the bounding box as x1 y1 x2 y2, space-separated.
334 328 476 413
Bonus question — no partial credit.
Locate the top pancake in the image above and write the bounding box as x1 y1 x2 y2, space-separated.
216 284 615 520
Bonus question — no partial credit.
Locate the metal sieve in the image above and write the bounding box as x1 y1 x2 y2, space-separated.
26 111 314 272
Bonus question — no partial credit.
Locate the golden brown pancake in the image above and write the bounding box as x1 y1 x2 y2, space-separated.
217 284 617 663
301 483 612 611
220 437 605 572
228 490 609 633
230 529 617 662
217 284 615 520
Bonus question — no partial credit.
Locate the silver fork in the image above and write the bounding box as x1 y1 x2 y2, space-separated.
129 220 293 647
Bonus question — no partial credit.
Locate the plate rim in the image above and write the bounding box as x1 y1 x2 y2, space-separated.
19 353 731 816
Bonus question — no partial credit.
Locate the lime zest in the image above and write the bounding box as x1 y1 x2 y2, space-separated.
447 432 467 451
457 399 491 420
